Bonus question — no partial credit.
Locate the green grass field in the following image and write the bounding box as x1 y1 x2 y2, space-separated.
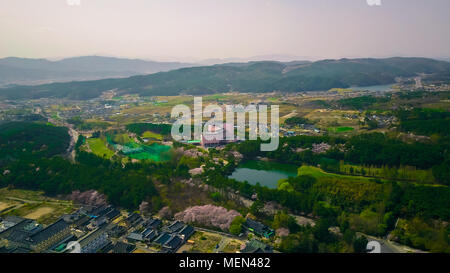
127 143 171 162
87 138 115 159
298 165 377 183
328 126 355 133
142 131 163 140
112 133 133 144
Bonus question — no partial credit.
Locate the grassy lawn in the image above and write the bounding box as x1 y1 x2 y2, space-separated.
142 131 163 140
87 138 115 159
223 240 243 253
0 188 47 202
298 166 376 183
189 231 222 253
112 133 133 144
328 126 355 133
305 110 361 130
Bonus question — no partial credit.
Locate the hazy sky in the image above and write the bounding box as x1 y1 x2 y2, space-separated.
1 0 449 61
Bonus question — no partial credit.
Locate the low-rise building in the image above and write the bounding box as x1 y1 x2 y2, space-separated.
163 235 182 252
125 212 143 228
153 232 171 246
79 228 110 253
27 219 71 252
142 218 162 230
126 232 144 243
178 225 195 242
240 239 273 253
244 218 274 238
164 220 184 233
142 228 158 242
112 242 135 253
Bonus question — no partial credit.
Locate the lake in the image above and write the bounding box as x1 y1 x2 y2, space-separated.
351 84 394 92
229 160 299 189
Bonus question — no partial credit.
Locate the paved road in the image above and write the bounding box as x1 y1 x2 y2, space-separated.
359 233 426 253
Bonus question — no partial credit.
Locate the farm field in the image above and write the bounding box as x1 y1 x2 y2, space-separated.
0 188 76 225
305 109 361 130
24 207 54 220
0 202 12 211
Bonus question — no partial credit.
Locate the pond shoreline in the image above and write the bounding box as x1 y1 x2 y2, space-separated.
228 160 298 189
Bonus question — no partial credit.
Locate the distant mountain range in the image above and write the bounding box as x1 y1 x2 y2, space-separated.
0 56 195 87
1 57 449 100
198 54 315 65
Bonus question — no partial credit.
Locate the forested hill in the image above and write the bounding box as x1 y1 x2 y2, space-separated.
0 122 70 164
1 57 450 100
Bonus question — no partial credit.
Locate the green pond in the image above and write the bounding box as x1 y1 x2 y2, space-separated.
229 160 299 189
127 143 171 162
106 133 171 162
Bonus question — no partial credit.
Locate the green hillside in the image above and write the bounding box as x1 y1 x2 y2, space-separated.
1 57 449 100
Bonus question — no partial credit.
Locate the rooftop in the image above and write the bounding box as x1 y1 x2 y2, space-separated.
28 219 69 245
154 232 171 245
166 220 185 233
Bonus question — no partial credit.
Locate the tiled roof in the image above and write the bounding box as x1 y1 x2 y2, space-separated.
245 218 267 234
164 235 182 250
113 242 135 253
154 232 171 245
167 220 184 233
178 225 195 239
127 232 143 241
28 219 69 245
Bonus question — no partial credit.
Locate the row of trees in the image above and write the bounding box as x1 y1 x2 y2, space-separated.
234 132 449 185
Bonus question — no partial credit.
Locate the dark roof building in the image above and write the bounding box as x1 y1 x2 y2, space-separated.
105 209 120 221
240 239 273 253
88 216 107 230
165 220 184 233
27 219 71 252
244 218 274 238
125 212 143 227
178 225 195 242
74 215 91 230
0 218 42 249
142 228 158 242
91 205 112 218
79 228 110 253
143 218 162 230
112 242 136 253
107 224 127 238
126 232 144 243
153 232 171 245
0 216 27 231
163 235 182 252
